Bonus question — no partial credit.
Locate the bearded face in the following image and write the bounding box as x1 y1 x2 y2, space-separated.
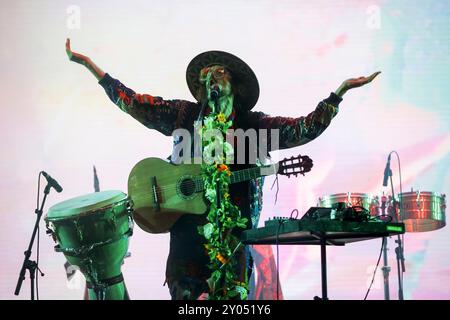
198 65 233 102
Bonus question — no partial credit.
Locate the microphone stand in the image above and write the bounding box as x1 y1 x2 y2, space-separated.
388 173 405 300
14 183 50 299
380 194 391 300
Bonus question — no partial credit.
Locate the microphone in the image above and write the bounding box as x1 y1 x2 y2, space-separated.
382 154 391 187
41 171 63 193
210 85 220 100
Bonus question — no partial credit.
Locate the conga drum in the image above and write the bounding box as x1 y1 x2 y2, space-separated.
45 190 133 300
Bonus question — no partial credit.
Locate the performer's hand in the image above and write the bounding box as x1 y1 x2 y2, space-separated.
335 71 381 98
65 39 105 80
66 38 88 65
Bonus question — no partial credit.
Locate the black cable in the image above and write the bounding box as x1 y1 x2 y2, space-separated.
394 152 405 270
275 208 298 300
270 174 280 205
36 226 40 300
290 209 299 220
391 151 404 210
391 151 405 291
364 237 384 300
275 219 285 300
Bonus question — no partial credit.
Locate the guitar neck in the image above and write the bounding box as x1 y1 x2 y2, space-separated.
230 166 265 184
194 165 275 192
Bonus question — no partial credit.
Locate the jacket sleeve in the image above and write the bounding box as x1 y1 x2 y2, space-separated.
254 92 342 150
99 73 195 136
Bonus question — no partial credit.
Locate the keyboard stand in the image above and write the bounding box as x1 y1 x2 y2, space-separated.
241 218 405 300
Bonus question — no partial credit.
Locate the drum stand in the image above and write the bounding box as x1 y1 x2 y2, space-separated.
14 184 51 299
390 195 405 299
380 196 391 300
386 168 405 300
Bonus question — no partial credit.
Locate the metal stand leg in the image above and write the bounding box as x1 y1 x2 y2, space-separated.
28 260 36 300
320 237 328 300
394 235 405 300
314 235 328 300
15 185 50 299
381 237 391 300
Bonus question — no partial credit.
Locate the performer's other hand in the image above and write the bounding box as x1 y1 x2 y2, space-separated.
343 71 381 90
335 71 381 97
66 38 88 65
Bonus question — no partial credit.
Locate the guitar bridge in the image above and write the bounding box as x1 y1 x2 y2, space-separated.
150 176 161 211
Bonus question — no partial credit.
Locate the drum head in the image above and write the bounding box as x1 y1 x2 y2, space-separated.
47 190 127 220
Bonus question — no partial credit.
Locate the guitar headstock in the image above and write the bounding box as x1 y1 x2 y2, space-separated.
278 155 313 178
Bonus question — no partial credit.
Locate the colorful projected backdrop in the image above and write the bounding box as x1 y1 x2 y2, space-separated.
0 0 449 299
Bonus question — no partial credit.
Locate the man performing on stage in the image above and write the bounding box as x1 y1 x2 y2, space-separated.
66 38 380 300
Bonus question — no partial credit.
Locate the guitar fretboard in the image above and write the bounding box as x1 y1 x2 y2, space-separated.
231 166 263 184
193 166 264 192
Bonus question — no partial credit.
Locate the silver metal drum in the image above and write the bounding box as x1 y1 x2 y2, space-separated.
398 191 446 232
318 192 380 216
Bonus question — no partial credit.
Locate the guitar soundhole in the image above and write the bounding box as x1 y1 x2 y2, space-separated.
179 178 196 198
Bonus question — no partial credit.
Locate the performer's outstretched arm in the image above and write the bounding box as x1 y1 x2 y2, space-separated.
66 38 105 80
334 71 380 98
255 72 380 150
66 39 196 136
255 93 341 150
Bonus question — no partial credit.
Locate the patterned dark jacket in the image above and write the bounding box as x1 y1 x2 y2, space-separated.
99 73 342 297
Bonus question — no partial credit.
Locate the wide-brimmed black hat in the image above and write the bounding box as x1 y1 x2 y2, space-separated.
186 51 259 111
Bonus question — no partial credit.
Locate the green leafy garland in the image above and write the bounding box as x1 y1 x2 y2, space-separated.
197 72 249 299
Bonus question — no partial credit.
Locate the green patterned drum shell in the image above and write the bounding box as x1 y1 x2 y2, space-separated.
45 190 133 282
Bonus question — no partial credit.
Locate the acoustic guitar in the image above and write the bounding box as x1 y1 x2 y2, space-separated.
128 155 313 233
